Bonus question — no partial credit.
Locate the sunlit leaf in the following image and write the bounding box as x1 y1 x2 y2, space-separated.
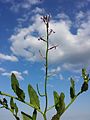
11 73 25 101
28 84 40 109
11 73 19 93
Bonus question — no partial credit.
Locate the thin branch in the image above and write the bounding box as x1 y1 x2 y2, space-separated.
0 91 43 115
39 50 46 60
48 45 59 51
36 84 45 97
38 37 47 43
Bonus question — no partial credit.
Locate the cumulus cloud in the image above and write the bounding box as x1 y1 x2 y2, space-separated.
0 53 18 62
0 0 42 12
9 12 90 72
0 67 6 73
1 70 28 80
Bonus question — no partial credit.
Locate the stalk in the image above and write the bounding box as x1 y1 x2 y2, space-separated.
44 20 49 115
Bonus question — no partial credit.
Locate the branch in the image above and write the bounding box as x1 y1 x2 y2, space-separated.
0 91 43 115
39 50 46 60
48 45 59 51
38 37 47 43
36 84 45 97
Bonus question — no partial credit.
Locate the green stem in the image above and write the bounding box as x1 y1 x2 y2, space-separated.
44 22 49 115
0 91 43 115
64 92 81 114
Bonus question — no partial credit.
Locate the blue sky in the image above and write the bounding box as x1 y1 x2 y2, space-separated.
0 0 90 120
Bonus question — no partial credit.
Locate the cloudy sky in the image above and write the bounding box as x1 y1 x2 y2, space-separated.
0 0 90 120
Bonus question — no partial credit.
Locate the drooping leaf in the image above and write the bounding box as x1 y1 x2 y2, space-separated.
11 73 25 101
53 91 60 112
70 78 75 99
21 111 32 120
32 109 37 120
28 84 40 109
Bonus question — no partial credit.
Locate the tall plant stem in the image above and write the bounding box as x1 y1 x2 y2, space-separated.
44 21 49 116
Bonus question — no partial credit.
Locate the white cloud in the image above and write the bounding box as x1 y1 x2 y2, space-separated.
10 12 90 72
0 53 18 62
0 0 42 12
23 70 29 75
48 66 61 76
0 67 6 73
1 69 29 80
59 74 64 80
32 7 45 14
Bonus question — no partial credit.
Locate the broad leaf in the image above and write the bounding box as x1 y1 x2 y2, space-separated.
11 73 19 93
11 73 25 101
21 111 32 120
70 78 75 99
28 84 40 109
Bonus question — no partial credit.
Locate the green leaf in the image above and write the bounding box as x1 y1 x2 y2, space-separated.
81 82 88 92
58 92 65 116
10 98 15 113
21 111 32 120
52 92 65 120
11 73 25 101
14 103 18 116
70 78 75 99
32 109 37 120
16 86 25 101
53 91 60 112
11 73 19 93
28 84 40 109
82 68 89 82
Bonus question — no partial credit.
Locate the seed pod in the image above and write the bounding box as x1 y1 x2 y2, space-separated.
81 82 88 92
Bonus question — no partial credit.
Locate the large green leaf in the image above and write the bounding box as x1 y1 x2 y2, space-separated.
21 111 32 120
28 84 40 109
11 73 25 101
11 73 19 93
70 78 75 99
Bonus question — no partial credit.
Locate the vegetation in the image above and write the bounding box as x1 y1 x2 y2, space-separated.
0 15 90 120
